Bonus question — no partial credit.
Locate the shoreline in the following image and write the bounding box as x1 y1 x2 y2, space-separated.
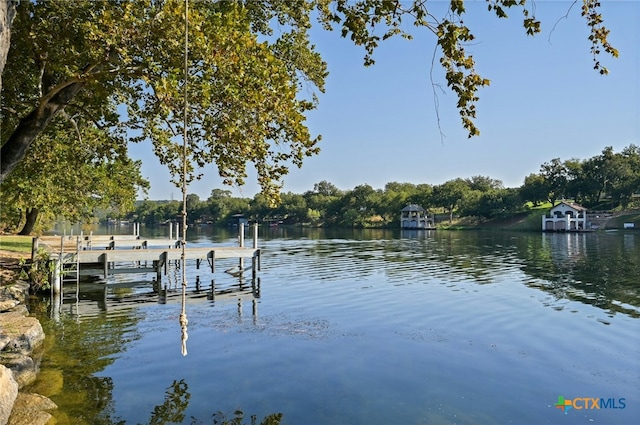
0 252 57 425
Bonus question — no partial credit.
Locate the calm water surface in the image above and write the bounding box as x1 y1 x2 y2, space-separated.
27 228 639 425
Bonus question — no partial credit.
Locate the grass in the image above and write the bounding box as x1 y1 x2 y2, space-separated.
0 235 33 253
604 211 640 229
437 210 544 232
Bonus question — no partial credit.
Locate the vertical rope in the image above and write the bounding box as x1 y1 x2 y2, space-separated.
179 0 189 356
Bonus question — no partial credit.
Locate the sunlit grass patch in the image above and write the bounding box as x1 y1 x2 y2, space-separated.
0 235 33 253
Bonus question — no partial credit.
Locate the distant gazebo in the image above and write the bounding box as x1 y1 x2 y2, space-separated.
400 204 435 229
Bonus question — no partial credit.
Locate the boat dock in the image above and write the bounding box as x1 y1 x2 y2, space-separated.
33 224 261 294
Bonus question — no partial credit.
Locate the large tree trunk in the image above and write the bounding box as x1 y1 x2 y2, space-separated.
18 207 39 235
0 0 17 92
0 79 86 182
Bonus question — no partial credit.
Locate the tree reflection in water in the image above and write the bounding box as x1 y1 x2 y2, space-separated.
208 410 283 425
147 379 190 425
144 379 282 425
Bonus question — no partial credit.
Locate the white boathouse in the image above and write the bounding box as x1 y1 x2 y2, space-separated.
400 204 435 229
542 201 589 231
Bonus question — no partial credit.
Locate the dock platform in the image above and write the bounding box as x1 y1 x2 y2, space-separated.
34 224 261 294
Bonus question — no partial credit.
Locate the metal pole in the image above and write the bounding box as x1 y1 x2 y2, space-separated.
253 223 258 249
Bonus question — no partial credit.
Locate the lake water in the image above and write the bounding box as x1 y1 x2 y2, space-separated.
27 227 639 425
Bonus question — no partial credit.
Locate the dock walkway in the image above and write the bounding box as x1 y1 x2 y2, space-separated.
34 224 261 294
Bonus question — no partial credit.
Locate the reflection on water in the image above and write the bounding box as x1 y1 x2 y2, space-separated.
53 274 261 321
28 229 639 425
523 232 640 317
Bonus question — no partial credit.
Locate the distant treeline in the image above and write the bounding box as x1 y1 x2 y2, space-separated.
126 145 640 228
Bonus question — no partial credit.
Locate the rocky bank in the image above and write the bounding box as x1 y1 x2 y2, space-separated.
0 261 57 425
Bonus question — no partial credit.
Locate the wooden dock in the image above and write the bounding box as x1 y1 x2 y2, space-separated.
34 224 261 294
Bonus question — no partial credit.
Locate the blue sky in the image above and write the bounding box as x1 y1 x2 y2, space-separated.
129 0 640 201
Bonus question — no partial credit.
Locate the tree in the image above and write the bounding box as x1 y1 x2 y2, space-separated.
432 178 470 224
0 122 147 234
273 192 308 224
464 176 503 192
473 188 523 220
520 173 548 206
327 184 380 227
563 158 585 203
1 0 620 200
205 189 249 225
1 0 327 206
579 155 608 205
378 182 419 224
303 180 342 223
185 194 202 219
605 145 640 209
317 0 618 137
539 158 568 206
412 184 434 212
134 200 166 226
312 180 341 197
0 0 16 91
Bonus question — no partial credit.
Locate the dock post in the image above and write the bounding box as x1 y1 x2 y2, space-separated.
252 298 258 321
239 225 244 271
252 252 257 278
31 237 39 261
51 256 62 295
51 285 61 323
102 253 108 279
156 259 162 283
253 223 258 249
169 223 173 240
209 251 215 273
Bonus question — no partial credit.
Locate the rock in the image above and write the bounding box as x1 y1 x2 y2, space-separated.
0 282 29 305
7 393 56 425
0 365 18 425
0 335 9 352
5 305 27 316
0 354 38 389
1 273 50 425
0 302 45 390
0 300 19 313
0 312 45 354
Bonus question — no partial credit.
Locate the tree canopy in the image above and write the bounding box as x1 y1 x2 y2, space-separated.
126 144 639 228
0 120 148 234
0 0 620 206
521 145 640 209
1 0 329 206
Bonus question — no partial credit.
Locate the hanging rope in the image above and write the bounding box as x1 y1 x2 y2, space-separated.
179 0 189 357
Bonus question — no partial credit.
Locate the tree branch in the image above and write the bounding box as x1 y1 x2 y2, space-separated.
1 78 87 182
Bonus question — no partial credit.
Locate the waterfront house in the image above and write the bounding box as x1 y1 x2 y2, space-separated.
400 204 435 229
542 201 588 231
